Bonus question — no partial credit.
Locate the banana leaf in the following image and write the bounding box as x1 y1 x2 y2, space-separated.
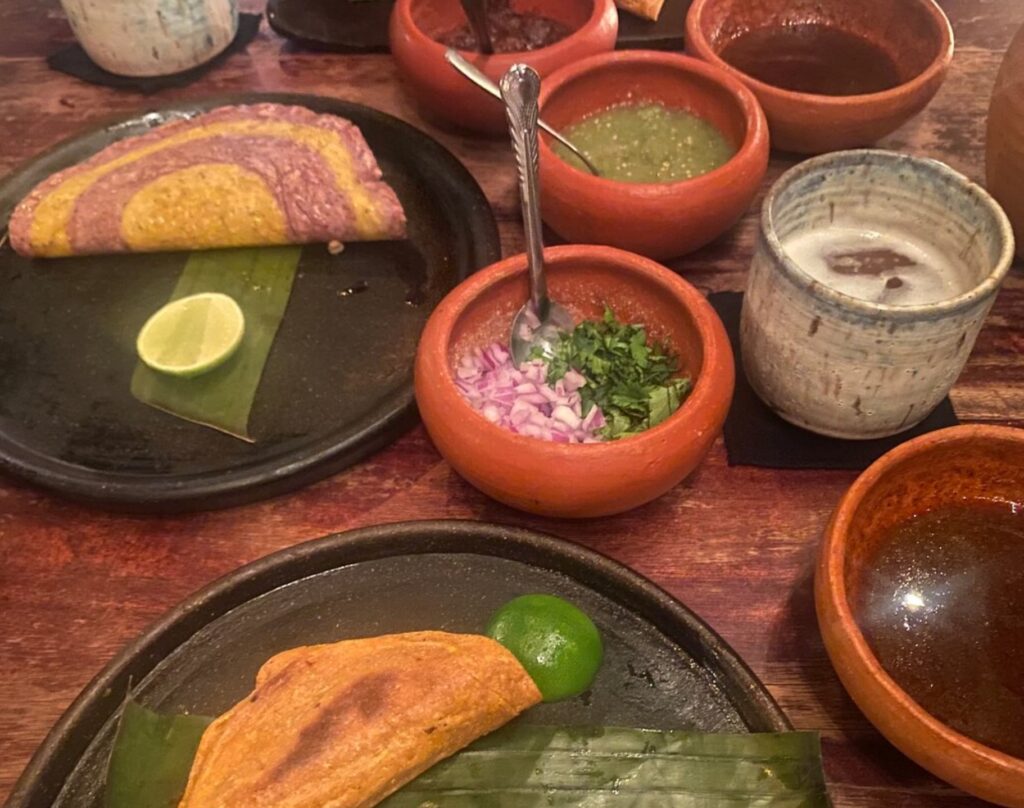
104 706 830 808
104 700 211 808
130 246 302 441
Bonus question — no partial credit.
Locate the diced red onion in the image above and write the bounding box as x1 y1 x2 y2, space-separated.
455 342 606 444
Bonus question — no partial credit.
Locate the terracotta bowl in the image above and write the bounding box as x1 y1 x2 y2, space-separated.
685 0 954 154
414 244 735 517
816 425 1024 807
389 0 618 134
537 51 769 260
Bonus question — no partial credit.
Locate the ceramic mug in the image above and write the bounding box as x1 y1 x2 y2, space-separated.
741 150 1014 439
61 0 239 77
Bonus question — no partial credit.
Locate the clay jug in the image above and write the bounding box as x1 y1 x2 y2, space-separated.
987 23 1024 259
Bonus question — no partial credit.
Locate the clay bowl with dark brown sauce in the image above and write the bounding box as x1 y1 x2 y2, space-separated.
414 244 735 518
390 0 618 134
816 425 1024 807
685 0 953 154
537 51 769 260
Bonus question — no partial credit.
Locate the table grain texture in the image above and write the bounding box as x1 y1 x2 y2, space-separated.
0 1 1022 805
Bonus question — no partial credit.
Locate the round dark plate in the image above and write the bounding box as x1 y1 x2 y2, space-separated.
267 0 396 52
0 93 500 512
4 520 788 808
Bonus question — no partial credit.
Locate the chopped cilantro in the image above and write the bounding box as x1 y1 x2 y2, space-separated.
535 308 692 440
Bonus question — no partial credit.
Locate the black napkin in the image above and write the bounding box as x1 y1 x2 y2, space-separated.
48 13 262 93
709 291 959 471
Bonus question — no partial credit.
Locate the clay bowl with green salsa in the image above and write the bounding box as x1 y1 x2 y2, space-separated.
817 425 1024 807
538 50 769 261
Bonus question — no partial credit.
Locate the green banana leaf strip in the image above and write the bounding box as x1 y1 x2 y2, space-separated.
104 699 212 808
130 246 302 441
104 706 830 808
379 726 831 807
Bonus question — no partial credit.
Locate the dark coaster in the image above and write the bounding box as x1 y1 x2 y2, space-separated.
616 0 694 51
267 0 395 53
709 291 959 471
47 13 262 93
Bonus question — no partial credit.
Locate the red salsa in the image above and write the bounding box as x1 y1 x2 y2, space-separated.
853 502 1024 759
439 0 572 53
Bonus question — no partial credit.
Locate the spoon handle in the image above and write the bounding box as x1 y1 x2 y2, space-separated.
501 63 547 313
445 49 601 177
457 0 494 54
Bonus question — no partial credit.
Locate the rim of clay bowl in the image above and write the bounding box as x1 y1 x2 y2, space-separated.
820 424 1024 779
761 149 1016 322
538 50 769 196
685 0 954 107
395 0 616 65
426 244 733 454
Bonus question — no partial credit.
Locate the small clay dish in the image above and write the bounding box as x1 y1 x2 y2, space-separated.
685 0 954 154
537 51 768 260
389 0 618 134
817 425 1024 807
414 244 734 518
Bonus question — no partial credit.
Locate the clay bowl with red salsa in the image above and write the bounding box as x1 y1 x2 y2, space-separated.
414 244 734 518
817 425 1024 807
389 0 617 134
537 51 768 261
685 0 953 154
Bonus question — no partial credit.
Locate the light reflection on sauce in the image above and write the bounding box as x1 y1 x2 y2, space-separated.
854 502 1024 758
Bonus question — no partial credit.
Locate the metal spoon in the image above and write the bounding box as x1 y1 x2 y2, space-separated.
457 0 494 54
446 49 602 177
501 63 575 365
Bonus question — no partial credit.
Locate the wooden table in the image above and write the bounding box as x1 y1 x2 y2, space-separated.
0 1 1021 805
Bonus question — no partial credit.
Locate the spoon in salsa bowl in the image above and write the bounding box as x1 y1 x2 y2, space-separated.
457 0 495 54
446 50 602 177
501 63 575 365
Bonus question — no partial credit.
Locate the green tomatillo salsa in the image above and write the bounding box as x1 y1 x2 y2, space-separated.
554 101 736 183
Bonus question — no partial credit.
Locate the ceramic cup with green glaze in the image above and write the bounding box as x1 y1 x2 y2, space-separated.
741 150 1014 439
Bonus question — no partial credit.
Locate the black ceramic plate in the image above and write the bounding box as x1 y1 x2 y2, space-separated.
267 0 396 52
4 520 789 808
0 93 499 512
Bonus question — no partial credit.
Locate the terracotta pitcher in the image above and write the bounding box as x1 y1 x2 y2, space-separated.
987 23 1024 259
61 0 238 77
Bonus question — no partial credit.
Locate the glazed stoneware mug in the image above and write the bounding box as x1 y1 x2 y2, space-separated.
741 150 1014 439
61 0 238 77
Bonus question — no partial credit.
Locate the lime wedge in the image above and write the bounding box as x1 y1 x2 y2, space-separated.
136 292 245 377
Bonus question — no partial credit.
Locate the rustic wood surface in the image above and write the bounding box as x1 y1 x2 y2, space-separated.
0 1 1021 805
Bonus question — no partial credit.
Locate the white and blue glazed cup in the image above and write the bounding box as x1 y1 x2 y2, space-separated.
741 150 1014 440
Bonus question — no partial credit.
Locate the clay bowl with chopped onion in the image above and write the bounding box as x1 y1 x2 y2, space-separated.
389 0 618 134
414 244 734 518
537 51 769 260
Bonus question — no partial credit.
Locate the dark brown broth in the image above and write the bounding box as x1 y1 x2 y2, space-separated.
718 23 903 96
854 502 1024 758
439 0 572 53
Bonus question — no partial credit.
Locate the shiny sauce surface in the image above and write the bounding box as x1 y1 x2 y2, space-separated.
854 502 1024 758
718 23 903 96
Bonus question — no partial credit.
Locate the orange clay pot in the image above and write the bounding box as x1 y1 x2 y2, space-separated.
537 51 768 261
414 245 734 518
686 0 953 154
816 425 1024 807
389 0 618 135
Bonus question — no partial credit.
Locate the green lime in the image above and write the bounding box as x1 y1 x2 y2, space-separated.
136 292 245 377
486 594 603 702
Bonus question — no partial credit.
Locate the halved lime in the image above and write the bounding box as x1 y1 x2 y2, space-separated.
136 292 245 377
486 594 603 702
